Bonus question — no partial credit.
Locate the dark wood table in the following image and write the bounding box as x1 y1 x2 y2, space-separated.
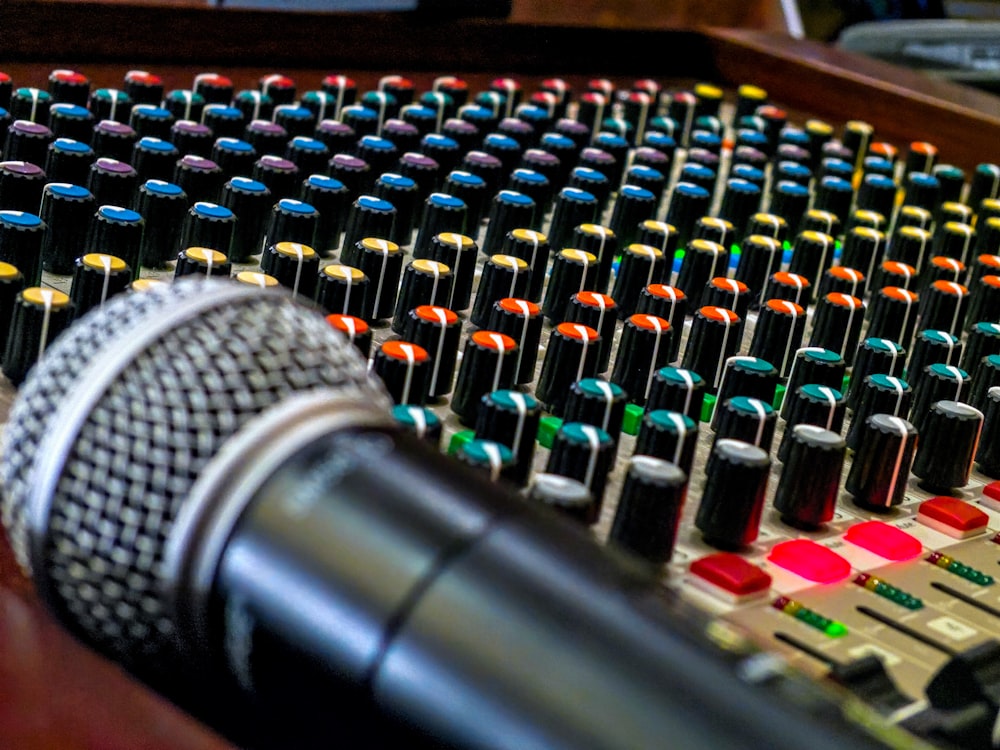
1 6 999 748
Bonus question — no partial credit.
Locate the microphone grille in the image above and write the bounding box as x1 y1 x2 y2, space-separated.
1 280 387 668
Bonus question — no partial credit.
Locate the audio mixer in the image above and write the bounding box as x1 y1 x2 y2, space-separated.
2 59 1000 749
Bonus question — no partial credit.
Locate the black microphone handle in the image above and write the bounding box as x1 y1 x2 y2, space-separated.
162 395 903 750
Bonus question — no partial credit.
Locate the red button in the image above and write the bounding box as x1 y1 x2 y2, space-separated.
983 481 1000 503
843 521 923 561
767 539 852 583
690 553 771 596
918 496 989 534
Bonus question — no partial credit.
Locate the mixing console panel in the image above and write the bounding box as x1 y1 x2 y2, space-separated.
3 63 1000 748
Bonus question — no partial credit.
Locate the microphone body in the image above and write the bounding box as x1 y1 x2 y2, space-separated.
0 280 900 750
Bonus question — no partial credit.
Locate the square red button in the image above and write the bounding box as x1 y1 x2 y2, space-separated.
918 496 989 539
689 552 772 603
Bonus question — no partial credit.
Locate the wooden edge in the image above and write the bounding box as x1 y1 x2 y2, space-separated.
703 27 1000 170
1 0 709 76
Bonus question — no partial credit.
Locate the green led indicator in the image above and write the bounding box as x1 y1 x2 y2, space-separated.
773 384 786 411
950 561 993 586
783 240 792 252
674 249 686 262
824 622 848 638
700 393 716 423
730 243 742 256
622 403 644 435
447 429 475 456
842 373 852 394
537 416 563 449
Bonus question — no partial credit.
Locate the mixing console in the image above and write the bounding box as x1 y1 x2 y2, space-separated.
3 62 1000 748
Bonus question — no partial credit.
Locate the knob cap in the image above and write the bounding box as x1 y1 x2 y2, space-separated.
69 253 131 317
474 389 541 487
610 456 688 564
912 400 984 492
809 292 865 365
847 414 918 511
713 396 777 454
847 374 912 450
696 438 770 549
545 422 616 524
2 287 74 385
976 386 1000 477
748 299 805 378
535 322 601 416
373 340 430 406
610 313 672 406
774 425 845 528
634 409 698 477
451 330 518 426
681 306 743 393
647 366 705 423
527 473 592 525
846 337 907 409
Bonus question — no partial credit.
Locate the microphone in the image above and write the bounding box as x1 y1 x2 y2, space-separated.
0 279 897 749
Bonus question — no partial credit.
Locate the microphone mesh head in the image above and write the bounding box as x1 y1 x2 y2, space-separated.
0 279 388 668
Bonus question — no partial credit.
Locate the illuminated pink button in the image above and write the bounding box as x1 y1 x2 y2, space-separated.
918 497 988 539
843 521 923 561
767 539 852 583
690 552 771 596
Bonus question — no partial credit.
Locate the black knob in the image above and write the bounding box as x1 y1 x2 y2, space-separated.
413 193 469 258
977 386 1000 477
910 362 971 434
920 280 969 338
545 421 616 524
696 438 770 550
391 259 453 334
397 152 442 203
69 252 131 317
713 356 778 421
487 297 543 386
301 174 349 258
129 104 173 140
635 284 687 362
608 185 656 248
475 389 542 486
221 177 270 262
563 377 627 454
774 425 845 529
3 120 53 165
455 439 516 484
251 154 299 201
401 304 462 399
348 238 404 322
469 253 529 329
787 230 836 296
913 400 984 492
647 366 706 423
570 223 618 293
541 248 598 322
676 238 728 303
681 306 743 393
86 157 137 208
44 137 94 186
391 404 442 449
970 354 1000 411
733 234 782 306
211 137 257 179
341 195 396 256
635 409 698 477
713 396 777 454
847 413 918 511
847 374 912 450
84 205 143 280
718 178 762 240
779 383 845 461
748 299 806 378
700 277 751 320
316 262 367 317
819 265 866 300
180 201 236 261
611 245 668 320
373 340 430 406
812 175 853 224
170 120 213 159
535 322 601 416
123 71 164 106
451 329 518 426
372 172 419 247
0 161 47 215
908 329 962 389
809 292 866 365
563 291 618 373
664 182 710 251
769 180 810 234
261 198 318 252
500 228 550 303
418 232 477 312
0 262 24 361
0 210 44 287
2 287 74 385
174 246 231 279
132 136 179 184
962 321 1000 379
782 347 846 416
635 219 678 261
931 221 976 265
91 120 136 163
610 456 688 564
841 226 886 280
260 241 319 299
324 313 372 359
443 170 488 233
846 337 906 409
173 154 224 204
965 274 1000 330
610 313 672 406
38 183 95 276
